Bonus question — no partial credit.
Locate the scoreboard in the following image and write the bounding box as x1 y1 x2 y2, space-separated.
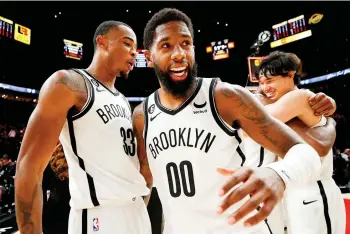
270 15 312 48
0 16 13 39
63 39 83 60
206 39 235 61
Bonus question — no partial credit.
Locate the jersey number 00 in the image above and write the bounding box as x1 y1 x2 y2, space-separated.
166 160 196 197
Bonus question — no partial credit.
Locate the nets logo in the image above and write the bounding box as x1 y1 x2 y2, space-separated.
14 23 31 45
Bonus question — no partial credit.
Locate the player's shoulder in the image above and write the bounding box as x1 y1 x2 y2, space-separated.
44 69 84 88
44 68 87 92
213 79 251 99
284 88 314 100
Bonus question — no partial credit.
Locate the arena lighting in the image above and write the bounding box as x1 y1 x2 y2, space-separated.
258 30 271 43
0 83 38 94
300 68 350 85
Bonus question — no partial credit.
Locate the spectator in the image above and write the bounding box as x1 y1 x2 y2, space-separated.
42 143 70 234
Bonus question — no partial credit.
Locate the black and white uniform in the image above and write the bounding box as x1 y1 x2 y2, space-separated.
59 69 151 234
283 116 346 234
240 131 284 234
144 78 273 234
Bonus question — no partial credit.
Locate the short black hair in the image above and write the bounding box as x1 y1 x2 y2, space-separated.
143 8 194 50
93 20 132 51
257 51 306 85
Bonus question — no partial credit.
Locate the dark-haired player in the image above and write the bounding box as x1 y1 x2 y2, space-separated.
15 21 151 234
255 51 345 234
132 8 324 234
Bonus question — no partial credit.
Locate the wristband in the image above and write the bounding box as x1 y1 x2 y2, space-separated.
264 143 321 187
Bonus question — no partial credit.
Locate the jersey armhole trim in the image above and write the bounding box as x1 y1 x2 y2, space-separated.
209 78 236 136
70 69 95 121
143 97 149 147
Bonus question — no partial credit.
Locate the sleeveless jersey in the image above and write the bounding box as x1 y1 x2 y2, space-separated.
241 114 333 180
311 116 333 180
59 69 149 210
239 129 277 167
144 78 271 233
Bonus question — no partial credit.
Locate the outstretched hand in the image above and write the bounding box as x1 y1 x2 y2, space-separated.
216 167 285 227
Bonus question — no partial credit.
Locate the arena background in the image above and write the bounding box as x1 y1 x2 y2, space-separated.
0 1 349 234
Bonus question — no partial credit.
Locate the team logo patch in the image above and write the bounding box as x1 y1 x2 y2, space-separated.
93 217 99 231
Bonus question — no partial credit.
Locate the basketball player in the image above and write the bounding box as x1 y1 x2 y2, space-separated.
241 59 338 234
256 51 345 234
15 21 151 234
240 97 337 234
132 8 323 234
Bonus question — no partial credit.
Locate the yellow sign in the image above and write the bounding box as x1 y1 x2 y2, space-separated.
14 23 31 45
270 30 312 48
309 13 324 25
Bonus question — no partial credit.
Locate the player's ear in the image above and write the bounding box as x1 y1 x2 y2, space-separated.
96 35 107 51
144 50 154 68
288 71 296 79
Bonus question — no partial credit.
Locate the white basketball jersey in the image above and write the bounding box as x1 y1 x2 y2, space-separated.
311 116 334 180
59 69 149 210
144 78 272 233
239 129 277 167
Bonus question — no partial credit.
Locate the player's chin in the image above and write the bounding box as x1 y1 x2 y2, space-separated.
119 70 130 79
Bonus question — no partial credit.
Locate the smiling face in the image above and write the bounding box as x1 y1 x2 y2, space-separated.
96 25 138 79
258 71 296 101
146 20 197 97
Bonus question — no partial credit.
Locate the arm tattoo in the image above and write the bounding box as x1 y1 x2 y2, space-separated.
16 182 42 233
55 73 86 94
222 85 284 150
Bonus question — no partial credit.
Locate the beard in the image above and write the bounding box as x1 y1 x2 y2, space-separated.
119 70 129 79
154 62 198 99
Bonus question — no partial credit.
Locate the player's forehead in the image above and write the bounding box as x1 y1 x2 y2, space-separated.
258 70 280 82
108 25 137 44
154 21 192 43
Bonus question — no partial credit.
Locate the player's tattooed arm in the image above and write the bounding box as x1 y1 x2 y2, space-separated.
215 80 305 158
132 102 153 205
15 70 77 234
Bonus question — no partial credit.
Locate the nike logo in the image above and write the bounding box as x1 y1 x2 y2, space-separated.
303 200 317 205
150 112 161 121
193 101 207 108
96 87 105 92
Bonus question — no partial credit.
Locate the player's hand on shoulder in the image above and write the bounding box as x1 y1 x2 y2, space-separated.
308 91 336 116
216 166 285 227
